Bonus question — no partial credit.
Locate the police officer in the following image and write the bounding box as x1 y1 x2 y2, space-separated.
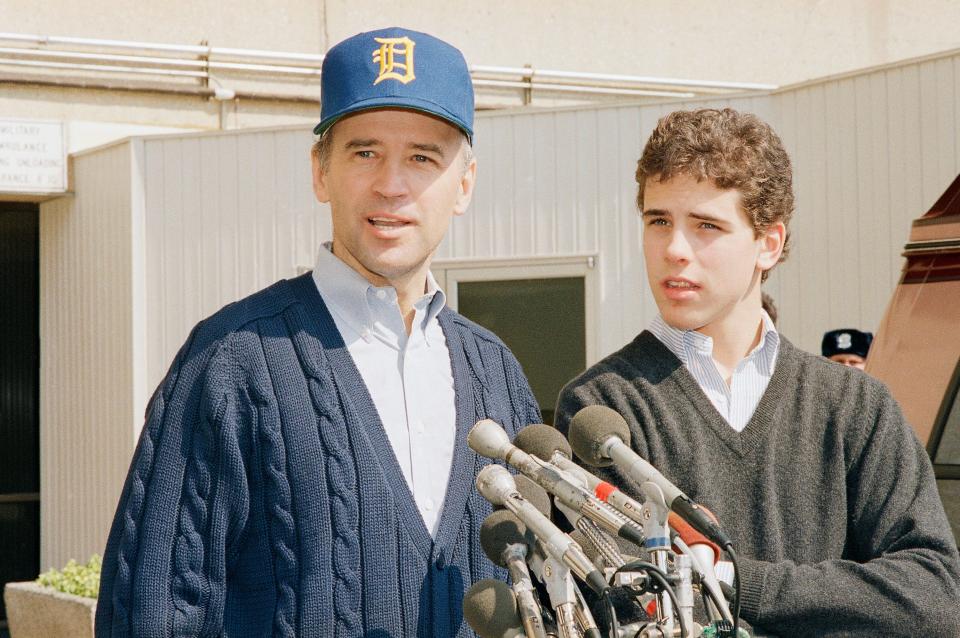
821 328 873 369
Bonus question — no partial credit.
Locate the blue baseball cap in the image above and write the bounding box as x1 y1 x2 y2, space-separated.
314 27 474 142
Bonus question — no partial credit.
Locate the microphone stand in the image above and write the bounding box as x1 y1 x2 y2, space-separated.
638 482 674 637
504 553 548 638
529 547 582 638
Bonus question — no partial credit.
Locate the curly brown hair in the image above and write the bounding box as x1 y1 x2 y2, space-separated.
636 108 794 277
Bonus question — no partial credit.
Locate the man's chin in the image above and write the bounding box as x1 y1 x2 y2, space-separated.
659 309 705 332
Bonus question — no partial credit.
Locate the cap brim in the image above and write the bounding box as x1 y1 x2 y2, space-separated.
313 96 472 142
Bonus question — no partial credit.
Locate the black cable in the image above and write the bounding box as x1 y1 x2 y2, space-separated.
727 545 743 638
612 560 690 638
701 578 727 622
602 588 620 638
646 568 690 638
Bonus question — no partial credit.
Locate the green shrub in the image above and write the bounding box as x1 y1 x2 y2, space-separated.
36 554 101 599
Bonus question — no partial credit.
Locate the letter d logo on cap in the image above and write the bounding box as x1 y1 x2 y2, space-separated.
372 36 416 85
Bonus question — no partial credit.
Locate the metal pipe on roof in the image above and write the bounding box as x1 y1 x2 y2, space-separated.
0 31 777 93
472 78 695 99
0 57 207 78
471 65 778 91
0 47 323 77
0 32 325 63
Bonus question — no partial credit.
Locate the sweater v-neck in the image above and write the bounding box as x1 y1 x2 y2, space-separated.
286 273 476 564
633 330 797 457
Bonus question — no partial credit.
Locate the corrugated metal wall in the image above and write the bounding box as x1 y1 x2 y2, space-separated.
39 142 138 570
136 51 960 379
770 54 960 350
142 127 330 388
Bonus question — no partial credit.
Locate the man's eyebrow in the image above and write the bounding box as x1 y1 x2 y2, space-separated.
411 142 445 158
343 138 380 149
641 208 671 217
690 212 725 223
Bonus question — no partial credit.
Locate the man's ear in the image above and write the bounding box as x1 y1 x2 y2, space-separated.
757 221 787 272
311 151 330 204
453 156 477 216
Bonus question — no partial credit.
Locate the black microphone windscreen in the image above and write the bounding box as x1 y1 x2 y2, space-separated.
568 405 631 467
463 578 523 638
480 509 532 567
513 423 573 462
514 474 552 516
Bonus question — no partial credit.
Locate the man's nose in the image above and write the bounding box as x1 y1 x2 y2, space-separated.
664 228 693 262
372 160 409 199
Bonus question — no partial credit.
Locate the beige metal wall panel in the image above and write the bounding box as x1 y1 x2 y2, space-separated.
454 53 960 359
39 142 136 570
137 49 960 386
142 128 330 390
461 93 777 359
770 54 960 351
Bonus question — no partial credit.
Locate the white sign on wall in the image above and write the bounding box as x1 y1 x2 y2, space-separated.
0 119 67 193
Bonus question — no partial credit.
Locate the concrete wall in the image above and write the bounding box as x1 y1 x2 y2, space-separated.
3 0 959 85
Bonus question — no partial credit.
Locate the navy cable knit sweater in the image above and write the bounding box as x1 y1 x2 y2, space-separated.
96 273 541 637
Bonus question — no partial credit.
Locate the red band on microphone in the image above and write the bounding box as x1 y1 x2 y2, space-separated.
668 511 721 564
594 481 616 503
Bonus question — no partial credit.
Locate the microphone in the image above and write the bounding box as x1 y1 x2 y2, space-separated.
668 511 720 566
485 510 601 638
516 424 731 622
480 510 548 638
514 474 552 516
475 464 609 596
462 578 526 638
668 510 732 623
470 420 645 548
514 424 648 531
568 405 732 548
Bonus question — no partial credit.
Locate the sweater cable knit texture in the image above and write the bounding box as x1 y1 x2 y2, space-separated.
97 273 540 637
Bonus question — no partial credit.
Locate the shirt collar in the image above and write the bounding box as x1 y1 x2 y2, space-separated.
311 242 446 338
650 310 780 371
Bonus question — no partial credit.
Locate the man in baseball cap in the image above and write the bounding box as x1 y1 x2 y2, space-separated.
821 327 873 369
97 27 540 637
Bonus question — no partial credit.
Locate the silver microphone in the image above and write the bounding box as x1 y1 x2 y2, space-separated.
475 464 609 596
568 405 732 548
480 509 548 638
470 419 645 548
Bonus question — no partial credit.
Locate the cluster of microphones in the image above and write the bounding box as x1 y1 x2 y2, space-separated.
463 405 748 638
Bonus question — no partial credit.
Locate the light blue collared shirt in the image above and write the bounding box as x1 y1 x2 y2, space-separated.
312 243 456 536
649 312 780 432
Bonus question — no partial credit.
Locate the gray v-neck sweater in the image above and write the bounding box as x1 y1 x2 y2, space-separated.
556 331 960 637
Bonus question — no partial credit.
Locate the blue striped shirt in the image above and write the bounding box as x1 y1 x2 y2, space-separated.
649 313 779 432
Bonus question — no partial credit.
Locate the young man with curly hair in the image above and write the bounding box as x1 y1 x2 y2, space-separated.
556 108 960 636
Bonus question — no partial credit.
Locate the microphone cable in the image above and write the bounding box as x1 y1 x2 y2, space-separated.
601 588 619 638
725 545 743 638
611 560 690 638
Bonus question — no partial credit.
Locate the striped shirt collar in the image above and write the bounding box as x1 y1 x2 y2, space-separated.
311 242 446 340
649 311 779 431
649 311 780 374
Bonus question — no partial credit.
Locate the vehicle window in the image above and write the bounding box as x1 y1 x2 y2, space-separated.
932 357 960 471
